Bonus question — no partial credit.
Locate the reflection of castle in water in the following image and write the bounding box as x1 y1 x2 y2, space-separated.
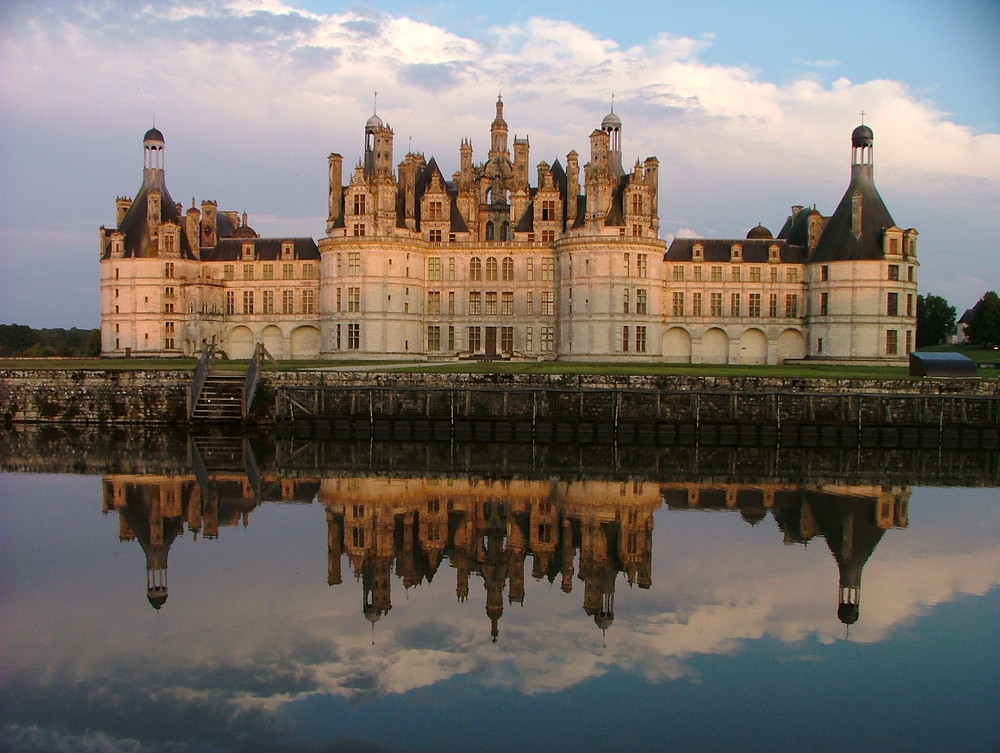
102 473 907 635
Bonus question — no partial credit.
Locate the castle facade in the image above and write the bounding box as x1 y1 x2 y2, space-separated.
100 99 918 363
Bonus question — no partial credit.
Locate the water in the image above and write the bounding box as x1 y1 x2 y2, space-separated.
1 428 998 753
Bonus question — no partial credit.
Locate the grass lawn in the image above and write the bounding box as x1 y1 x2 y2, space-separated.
2 345 995 379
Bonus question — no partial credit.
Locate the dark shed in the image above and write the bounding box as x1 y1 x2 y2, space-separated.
909 351 978 377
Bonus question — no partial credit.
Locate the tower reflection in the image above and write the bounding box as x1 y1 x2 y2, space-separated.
102 466 906 636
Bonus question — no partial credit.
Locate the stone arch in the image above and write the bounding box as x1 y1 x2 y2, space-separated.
777 328 807 363
740 328 768 365
702 327 729 364
227 326 255 360
290 325 321 359
262 325 283 360
662 327 692 363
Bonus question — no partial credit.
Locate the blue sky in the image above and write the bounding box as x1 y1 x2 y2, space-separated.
1 0 997 328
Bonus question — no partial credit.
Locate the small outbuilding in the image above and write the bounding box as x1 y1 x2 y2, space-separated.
909 351 978 378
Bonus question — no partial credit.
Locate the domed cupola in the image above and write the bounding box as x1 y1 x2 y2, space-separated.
601 99 623 175
747 223 773 240
851 123 874 148
231 212 259 238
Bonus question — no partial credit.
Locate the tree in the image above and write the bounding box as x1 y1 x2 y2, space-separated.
916 294 956 348
964 291 1000 347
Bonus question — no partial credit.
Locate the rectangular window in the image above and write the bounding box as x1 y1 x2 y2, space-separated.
885 329 898 355
623 253 631 277
501 292 513 316
348 323 360 349
636 325 647 353
353 193 366 215
527 258 534 281
427 291 441 315
302 289 315 314
710 292 723 316
336 288 342 312
905 330 912 354
348 287 360 313
164 262 174 278
302 264 316 280
821 265 829 282
262 264 274 280
336 324 341 350
427 326 441 351
636 288 647 315
887 292 899 316
282 263 294 280
819 292 828 316
541 229 555 243
485 291 498 315
637 254 648 278
673 265 684 282
225 290 235 314
769 293 778 317
429 229 442 242
749 293 761 317
448 257 456 281
621 325 630 352
693 266 702 282
468 326 482 351
541 257 554 280
243 264 254 281
448 291 456 315
448 326 455 350
711 266 723 282
243 290 254 314
348 252 360 276
730 293 740 317
541 199 556 221
526 327 533 351
750 266 761 283
786 268 799 283
906 294 913 317
672 291 684 316
785 293 799 317
428 200 443 221
770 267 779 283
731 266 741 282
541 291 555 316
526 292 534 316
692 292 702 316
623 288 630 314
224 264 235 280
501 326 514 352
263 290 274 314
468 292 482 315
541 326 554 352
282 290 294 314
428 257 442 280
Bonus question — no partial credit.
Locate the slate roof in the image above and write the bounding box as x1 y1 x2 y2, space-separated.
201 237 319 262
809 174 895 263
664 237 806 264
103 181 196 261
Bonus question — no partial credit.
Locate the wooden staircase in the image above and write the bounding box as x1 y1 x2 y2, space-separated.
190 372 245 421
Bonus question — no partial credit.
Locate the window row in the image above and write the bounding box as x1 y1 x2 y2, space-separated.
426 325 555 353
670 292 800 318
672 265 800 283
222 263 316 281
224 290 315 315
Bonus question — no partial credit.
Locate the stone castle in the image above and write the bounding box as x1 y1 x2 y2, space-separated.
100 97 918 363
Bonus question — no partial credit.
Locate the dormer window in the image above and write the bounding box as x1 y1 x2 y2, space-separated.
693 243 703 260
281 242 294 260
242 242 254 260
769 245 780 261
730 243 742 261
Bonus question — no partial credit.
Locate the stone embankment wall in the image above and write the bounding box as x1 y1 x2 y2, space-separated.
1 369 997 425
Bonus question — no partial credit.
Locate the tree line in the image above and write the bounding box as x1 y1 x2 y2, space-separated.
0 324 101 357
918 290 1000 349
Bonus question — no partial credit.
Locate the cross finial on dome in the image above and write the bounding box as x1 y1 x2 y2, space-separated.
859 109 866 125
611 92 615 113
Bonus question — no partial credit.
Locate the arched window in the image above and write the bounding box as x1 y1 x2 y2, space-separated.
501 221 510 241
501 256 514 281
486 257 498 281
470 256 482 281
485 221 495 241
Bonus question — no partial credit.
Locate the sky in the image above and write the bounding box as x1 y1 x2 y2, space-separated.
1 0 998 329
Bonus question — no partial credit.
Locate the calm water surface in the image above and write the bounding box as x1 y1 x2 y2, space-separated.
1 429 998 753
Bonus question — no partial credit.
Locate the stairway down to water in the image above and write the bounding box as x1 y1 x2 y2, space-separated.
191 373 245 421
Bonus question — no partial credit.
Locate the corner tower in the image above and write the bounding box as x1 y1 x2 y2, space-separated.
805 123 918 362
